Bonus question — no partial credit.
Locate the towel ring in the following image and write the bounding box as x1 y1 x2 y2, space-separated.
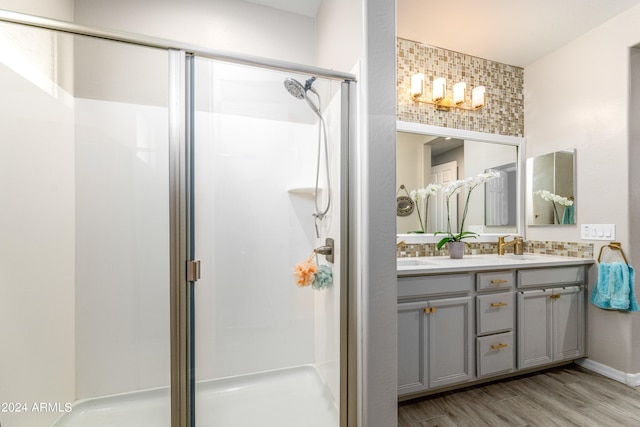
597 242 628 264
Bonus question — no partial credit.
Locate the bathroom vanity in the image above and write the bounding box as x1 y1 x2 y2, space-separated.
397 254 593 400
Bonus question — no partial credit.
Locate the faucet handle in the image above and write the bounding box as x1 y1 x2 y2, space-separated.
514 236 524 255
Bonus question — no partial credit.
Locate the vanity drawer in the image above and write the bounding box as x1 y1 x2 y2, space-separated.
477 332 515 377
477 271 515 291
476 293 514 335
517 266 585 288
398 274 473 299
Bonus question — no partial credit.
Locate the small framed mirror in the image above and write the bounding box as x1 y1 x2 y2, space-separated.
526 148 576 225
397 195 414 216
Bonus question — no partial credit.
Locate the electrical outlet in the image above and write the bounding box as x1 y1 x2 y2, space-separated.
580 224 616 241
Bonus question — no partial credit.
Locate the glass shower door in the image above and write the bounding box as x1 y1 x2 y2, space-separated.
0 20 171 427
192 58 345 426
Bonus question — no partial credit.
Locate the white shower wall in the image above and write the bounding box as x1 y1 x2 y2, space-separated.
74 98 170 399
193 61 342 404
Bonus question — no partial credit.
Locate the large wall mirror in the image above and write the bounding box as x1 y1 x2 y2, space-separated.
397 122 525 238
526 149 576 226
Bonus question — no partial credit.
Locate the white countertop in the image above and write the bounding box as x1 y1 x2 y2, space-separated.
397 253 594 276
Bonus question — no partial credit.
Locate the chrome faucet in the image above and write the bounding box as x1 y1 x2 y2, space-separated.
498 235 524 255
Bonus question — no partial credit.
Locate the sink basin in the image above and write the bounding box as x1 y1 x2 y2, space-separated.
397 258 436 267
497 254 546 261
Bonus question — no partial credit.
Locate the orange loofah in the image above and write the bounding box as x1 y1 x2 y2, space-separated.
293 256 318 287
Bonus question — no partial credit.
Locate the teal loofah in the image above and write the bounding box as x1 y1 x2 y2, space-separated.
312 265 333 290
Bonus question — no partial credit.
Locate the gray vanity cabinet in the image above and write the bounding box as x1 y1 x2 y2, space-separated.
517 279 585 369
398 262 589 400
397 275 474 396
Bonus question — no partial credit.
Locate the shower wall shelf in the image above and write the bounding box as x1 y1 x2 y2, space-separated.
287 187 322 196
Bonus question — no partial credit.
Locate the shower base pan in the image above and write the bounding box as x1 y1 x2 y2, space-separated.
52 365 338 426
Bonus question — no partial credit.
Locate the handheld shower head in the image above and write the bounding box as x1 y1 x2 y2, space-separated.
284 76 321 118
284 78 305 99
283 77 317 100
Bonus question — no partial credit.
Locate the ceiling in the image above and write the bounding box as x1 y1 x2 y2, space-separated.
253 0 640 68
398 0 640 67
245 0 321 17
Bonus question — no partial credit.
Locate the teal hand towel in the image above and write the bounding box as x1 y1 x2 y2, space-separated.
590 262 638 312
562 205 574 224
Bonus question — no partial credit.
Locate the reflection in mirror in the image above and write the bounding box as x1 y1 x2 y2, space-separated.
397 126 521 236
485 162 517 227
526 149 576 225
396 184 415 217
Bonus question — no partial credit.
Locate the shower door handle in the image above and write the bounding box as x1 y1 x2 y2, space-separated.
187 260 201 282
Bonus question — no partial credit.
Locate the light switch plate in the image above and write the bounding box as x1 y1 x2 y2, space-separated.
580 224 616 241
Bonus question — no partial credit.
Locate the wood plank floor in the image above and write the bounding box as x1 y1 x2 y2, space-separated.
398 364 640 426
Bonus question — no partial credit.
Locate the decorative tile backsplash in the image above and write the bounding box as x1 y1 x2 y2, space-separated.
397 38 524 136
397 240 594 259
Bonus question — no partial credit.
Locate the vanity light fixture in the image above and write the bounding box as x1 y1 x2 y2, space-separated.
410 73 485 111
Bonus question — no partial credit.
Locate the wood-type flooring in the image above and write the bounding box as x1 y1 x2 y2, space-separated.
398 364 640 426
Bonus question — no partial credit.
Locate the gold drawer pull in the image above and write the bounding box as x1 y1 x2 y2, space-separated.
491 343 508 350
490 302 508 308
490 279 508 285
550 294 561 300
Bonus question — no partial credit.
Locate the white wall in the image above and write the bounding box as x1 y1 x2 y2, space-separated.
0 0 73 21
316 0 363 73
630 48 640 375
359 0 398 426
525 4 640 375
74 0 316 66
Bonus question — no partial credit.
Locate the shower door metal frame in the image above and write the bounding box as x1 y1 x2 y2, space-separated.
0 9 357 427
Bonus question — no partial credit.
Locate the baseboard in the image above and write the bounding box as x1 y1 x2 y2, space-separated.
627 371 640 387
576 358 640 387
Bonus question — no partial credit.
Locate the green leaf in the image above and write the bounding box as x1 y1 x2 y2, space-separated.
436 237 452 250
456 231 478 239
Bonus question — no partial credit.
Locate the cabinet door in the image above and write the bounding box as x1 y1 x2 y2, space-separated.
397 301 429 395
518 289 553 369
553 286 584 361
428 296 474 388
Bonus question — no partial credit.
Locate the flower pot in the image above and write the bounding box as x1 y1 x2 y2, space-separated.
448 241 465 259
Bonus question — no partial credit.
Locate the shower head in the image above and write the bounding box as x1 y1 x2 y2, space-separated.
284 77 317 100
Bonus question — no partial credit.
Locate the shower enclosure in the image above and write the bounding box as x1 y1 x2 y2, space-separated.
0 10 355 427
